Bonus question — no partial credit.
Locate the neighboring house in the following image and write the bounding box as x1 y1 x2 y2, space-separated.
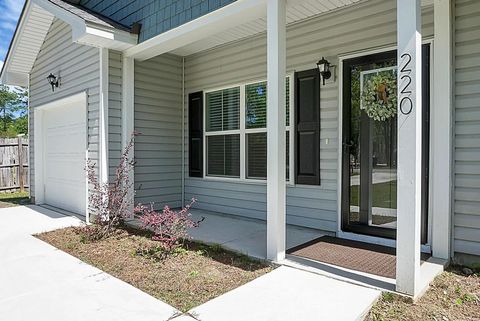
1 0 478 298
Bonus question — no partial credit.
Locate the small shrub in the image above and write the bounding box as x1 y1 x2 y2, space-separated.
83 132 138 241
136 198 202 252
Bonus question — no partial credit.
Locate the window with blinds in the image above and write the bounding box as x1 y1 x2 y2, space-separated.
204 78 291 180
245 79 291 180
205 87 241 177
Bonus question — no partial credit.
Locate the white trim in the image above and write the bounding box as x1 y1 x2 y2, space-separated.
99 48 109 186
32 0 136 50
1 0 136 86
124 0 267 60
431 0 453 261
33 92 88 210
181 57 186 207
27 74 31 200
122 55 135 211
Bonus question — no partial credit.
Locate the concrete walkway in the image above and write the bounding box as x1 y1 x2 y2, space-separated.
0 205 381 321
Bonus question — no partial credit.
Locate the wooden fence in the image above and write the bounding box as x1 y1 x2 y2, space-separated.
0 137 28 193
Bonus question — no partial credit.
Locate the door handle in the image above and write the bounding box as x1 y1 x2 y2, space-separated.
343 141 353 147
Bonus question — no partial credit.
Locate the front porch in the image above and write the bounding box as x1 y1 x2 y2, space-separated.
115 0 454 299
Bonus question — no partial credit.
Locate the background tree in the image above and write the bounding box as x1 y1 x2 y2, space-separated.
0 85 28 137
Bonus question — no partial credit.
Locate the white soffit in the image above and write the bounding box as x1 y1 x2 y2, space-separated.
169 0 364 56
8 4 53 75
169 0 433 56
0 3 54 86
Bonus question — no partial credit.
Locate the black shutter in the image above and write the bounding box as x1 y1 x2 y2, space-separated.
294 69 320 185
189 91 203 177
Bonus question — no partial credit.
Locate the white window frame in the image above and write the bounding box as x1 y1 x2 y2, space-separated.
202 74 294 185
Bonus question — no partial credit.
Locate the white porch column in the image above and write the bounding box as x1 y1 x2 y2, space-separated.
431 0 453 261
396 0 423 296
99 48 109 187
266 0 286 262
122 56 135 212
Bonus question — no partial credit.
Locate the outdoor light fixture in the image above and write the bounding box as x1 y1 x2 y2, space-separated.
46 73 59 92
317 57 332 85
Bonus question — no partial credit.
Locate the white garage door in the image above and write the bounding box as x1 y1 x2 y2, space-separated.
43 100 86 215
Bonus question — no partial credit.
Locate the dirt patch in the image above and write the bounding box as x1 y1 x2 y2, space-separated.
367 267 480 321
36 227 273 312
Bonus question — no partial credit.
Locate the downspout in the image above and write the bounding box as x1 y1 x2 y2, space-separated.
181 57 185 207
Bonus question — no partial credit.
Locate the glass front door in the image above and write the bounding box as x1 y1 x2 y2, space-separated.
341 47 430 241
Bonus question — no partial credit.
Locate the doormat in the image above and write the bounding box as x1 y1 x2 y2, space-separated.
287 236 429 279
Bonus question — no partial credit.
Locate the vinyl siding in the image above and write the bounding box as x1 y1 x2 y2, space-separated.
109 50 123 180
453 0 480 258
183 0 434 231
134 54 183 208
29 19 99 200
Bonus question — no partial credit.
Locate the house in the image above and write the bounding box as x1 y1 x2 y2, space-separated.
1 0 478 298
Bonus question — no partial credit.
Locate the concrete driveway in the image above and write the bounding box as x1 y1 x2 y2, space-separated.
0 205 180 321
0 205 380 321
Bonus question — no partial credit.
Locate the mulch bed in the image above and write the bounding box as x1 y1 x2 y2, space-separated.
36 227 273 312
367 267 480 321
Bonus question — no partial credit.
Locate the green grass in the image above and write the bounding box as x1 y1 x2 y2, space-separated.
350 180 397 209
0 191 30 207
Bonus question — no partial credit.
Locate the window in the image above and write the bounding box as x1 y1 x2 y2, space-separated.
245 79 291 180
205 87 241 177
205 78 292 181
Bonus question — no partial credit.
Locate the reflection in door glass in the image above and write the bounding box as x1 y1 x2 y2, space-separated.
348 59 397 229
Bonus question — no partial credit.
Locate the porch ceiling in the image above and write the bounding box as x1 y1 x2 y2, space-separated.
170 0 363 56
167 0 434 57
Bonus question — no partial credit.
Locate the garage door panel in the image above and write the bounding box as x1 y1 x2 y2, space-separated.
43 101 86 215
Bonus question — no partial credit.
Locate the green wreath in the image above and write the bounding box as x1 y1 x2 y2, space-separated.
361 72 397 121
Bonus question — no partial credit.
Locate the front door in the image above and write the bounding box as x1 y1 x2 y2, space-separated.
341 46 430 241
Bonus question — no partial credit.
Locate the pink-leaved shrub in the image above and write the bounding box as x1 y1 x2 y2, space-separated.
80 132 138 241
136 198 202 251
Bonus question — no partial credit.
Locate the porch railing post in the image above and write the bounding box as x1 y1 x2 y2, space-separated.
396 0 423 297
266 0 286 262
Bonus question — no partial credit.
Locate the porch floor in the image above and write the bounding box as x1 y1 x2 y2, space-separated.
188 209 446 295
188 209 326 259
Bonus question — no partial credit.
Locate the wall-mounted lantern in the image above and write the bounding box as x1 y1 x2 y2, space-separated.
316 57 332 85
46 73 59 92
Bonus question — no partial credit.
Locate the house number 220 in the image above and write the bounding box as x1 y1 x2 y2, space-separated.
399 53 413 115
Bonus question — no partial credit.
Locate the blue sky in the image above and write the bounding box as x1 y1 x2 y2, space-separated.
0 0 25 71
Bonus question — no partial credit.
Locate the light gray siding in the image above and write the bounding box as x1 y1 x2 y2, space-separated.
108 51 123 179
29 19 100 200
134 54 183 208
453 0 480 259
183 0 434 231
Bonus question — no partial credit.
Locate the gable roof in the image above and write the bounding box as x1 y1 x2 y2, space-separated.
0 0 138 86
47 0 131 32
